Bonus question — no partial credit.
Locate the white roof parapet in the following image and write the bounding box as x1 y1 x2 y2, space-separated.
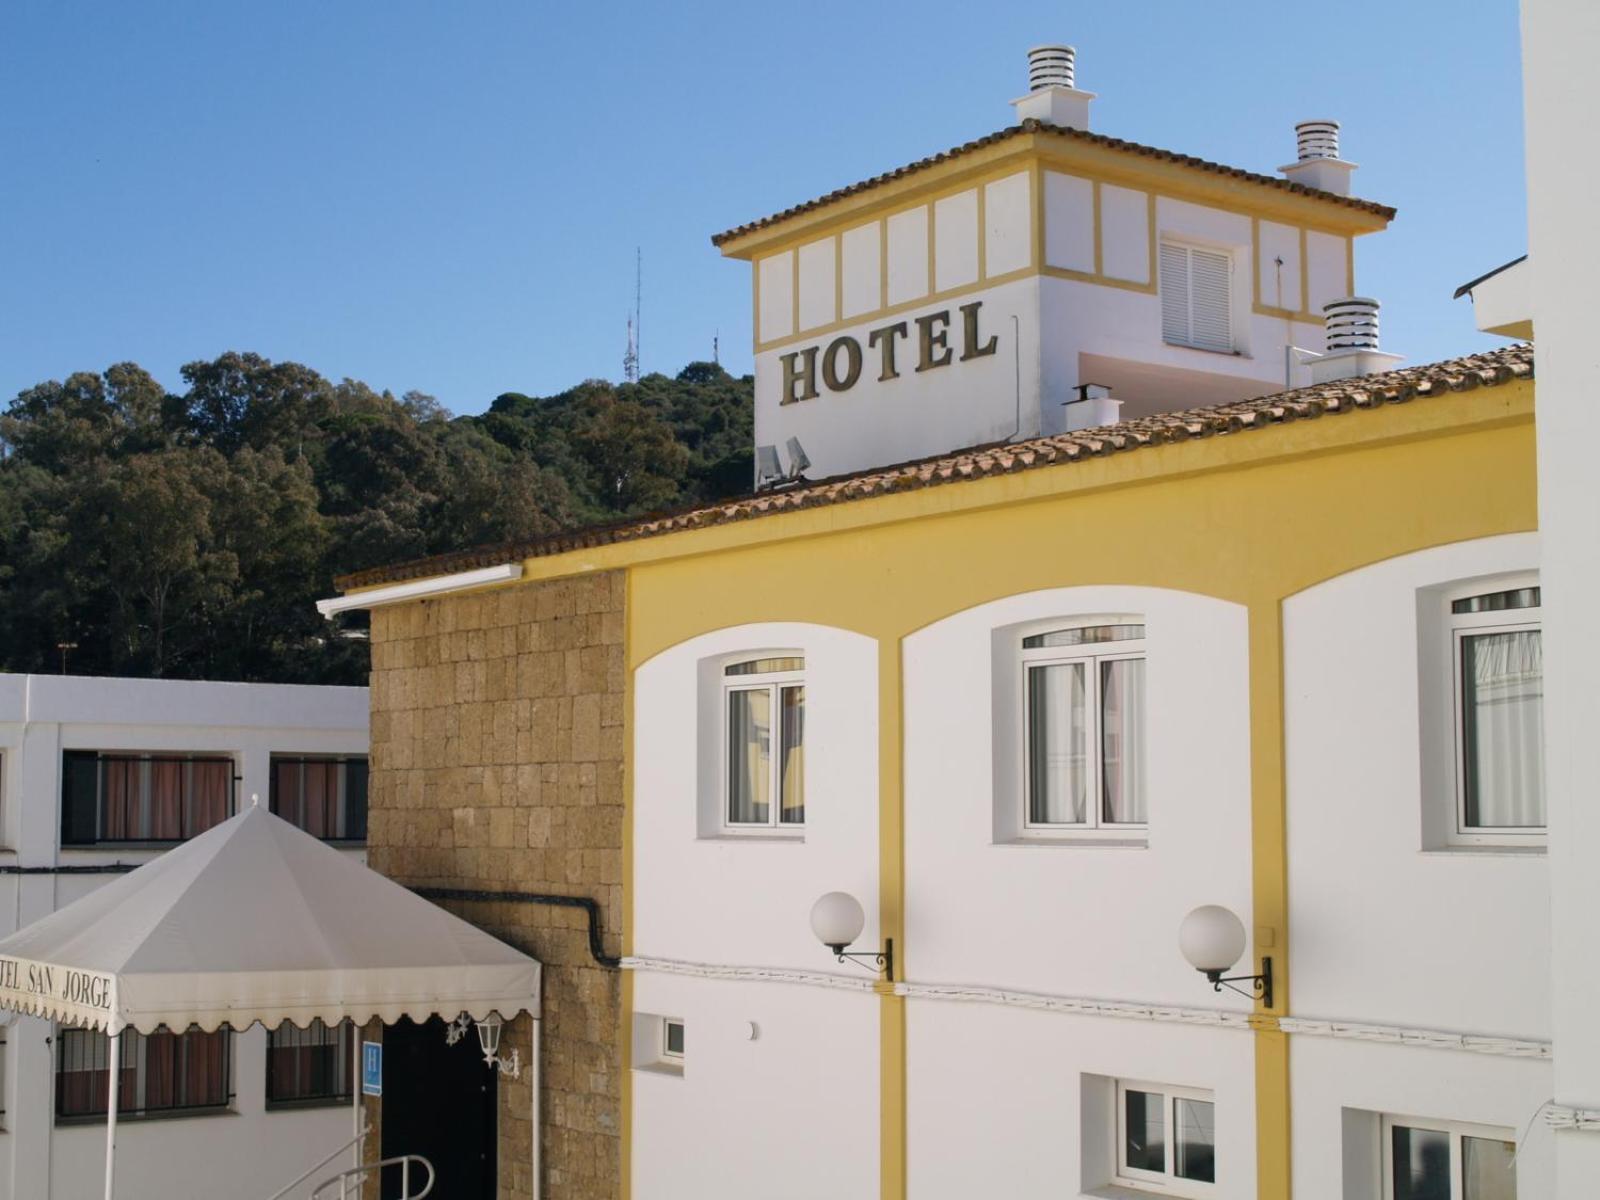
317 561 523 618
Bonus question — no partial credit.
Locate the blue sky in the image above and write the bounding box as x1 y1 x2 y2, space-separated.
1 1 1526 415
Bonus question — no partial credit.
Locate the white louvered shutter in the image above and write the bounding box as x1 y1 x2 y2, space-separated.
1160 243 1190 346
1159 242 1233 354
1188 247 1233 352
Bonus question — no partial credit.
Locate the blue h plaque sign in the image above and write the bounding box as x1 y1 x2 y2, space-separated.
362 1041 382 1096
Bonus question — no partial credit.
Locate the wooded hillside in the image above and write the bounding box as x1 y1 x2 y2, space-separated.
0 353 753 684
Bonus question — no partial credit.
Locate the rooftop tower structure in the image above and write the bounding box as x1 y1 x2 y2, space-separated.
715 44 1398 482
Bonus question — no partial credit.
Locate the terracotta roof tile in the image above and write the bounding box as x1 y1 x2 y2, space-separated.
710 119 1396 248
335 344 1532 592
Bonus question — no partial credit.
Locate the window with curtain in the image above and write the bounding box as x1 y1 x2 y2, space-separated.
723 656 804 830
1384 1116 1517 1200
56 1026 231 1121
1022 623 1146 832
1115 1079 1215 1196
1450 585 1544 842
266 1019 353 1106
1160 242 1234 353
60 753 235 846
270 756 368 842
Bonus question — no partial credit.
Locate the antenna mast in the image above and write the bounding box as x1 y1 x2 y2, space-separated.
622 247 642 383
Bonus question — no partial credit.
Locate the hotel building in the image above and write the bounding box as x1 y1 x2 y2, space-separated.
328 45 1548 1200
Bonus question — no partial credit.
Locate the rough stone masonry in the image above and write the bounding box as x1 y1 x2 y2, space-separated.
362 571 625 1200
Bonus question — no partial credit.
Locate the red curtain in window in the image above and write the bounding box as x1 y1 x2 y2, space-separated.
272 759 303 829
150 761 183 840
190 761 231 835
144 1029 178 1109
103 760 135 840
303 762 334 838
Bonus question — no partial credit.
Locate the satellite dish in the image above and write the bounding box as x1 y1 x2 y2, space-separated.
785 437 812 479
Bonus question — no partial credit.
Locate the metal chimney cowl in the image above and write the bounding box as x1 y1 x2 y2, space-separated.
1279 119 1357 196
1010 44 1095 131
1307 296 1404 383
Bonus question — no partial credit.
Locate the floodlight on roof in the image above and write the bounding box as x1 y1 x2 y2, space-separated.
785 437 812 480
755 445 784 490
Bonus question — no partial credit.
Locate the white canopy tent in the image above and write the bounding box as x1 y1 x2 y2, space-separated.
0 803 541 1199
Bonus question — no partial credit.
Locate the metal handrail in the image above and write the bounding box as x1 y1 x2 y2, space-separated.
311 1154 434 1200
266 1122 370 1200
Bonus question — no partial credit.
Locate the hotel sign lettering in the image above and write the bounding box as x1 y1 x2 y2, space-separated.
778 300 999 406
0 956 114 1014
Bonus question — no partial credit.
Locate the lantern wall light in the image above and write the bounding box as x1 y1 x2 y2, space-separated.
1178 904 1272 1007
810 891 894 981
473 1011 522 1079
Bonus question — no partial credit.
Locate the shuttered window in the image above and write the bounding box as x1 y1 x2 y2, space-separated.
1159 243 1233 353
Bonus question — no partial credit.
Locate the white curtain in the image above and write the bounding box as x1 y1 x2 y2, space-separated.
1101 659 1147 824
1462 630 1545 827
779 685 805 825
1028 663 1087 823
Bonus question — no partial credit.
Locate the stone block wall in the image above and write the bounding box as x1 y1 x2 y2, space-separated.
363 572 625 1199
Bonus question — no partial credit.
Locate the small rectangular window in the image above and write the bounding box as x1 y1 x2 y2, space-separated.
1160 243 1233 353
1383 1116 1516 1200
1023 625 1146 833
270 757 368 842
662 1019 685 1060
724 657 804 830
56 1026 232 1121
1449 584 1544 843
1115 1080 1215 1195
60 754 235 846
266 1019 353 1107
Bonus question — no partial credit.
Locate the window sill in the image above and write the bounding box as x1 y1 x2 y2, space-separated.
266 1095 354 1112
633 1062 684 1079
998 835 1149 850
1083 1186 1206 1200
1421 844 1546 858
1161 338 1245 359
57 1105 235 1127
699 831 805 844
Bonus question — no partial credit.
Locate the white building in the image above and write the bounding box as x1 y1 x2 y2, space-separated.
0 673 368 1200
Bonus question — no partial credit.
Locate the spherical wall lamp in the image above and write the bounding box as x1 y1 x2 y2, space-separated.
809 891 893 980
1178 904 1272 1007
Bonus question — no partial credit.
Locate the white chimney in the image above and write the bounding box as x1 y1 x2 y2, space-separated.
1279 119 1357 197
1011 44 1095 131
1306 297 1404 383
1063 382 1122 431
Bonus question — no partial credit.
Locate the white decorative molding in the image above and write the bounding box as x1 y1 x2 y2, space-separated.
893 981 1252 1030
622 959 1552 1062
315 562 523 617
1276 1016 1549 1060
621 955 878 993
1543 1104 1600 1132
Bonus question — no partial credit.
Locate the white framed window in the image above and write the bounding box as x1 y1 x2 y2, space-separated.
1021 622 1146 834
1382 1114 1516 1199
722 656 805 830
1114 1079 1215 1196
1448 582 1543 846
661 1019 685 1061
1160 241 1234 354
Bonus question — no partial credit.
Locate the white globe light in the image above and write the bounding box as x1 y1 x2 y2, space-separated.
810 891 866 950
1179 905 1247 974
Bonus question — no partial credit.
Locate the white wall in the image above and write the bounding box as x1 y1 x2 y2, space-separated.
632 623 879 970
1284 535 1548 1041
908 1002 1255 1199
630 624 880 1198
903 586 1254 1003
0 673 369 1200
1521 4 1600 1195
630 972 878 1199
1291 1037 1552 1200
753 276 1041 480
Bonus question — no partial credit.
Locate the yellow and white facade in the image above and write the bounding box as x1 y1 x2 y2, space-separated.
337 44 1551 1200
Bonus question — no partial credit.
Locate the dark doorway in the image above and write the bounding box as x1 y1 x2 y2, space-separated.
380 1016 497 1199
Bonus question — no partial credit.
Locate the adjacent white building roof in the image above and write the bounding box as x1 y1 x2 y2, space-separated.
0 805 540 1034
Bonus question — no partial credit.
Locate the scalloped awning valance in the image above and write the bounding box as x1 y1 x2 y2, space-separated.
0 804 540 1036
